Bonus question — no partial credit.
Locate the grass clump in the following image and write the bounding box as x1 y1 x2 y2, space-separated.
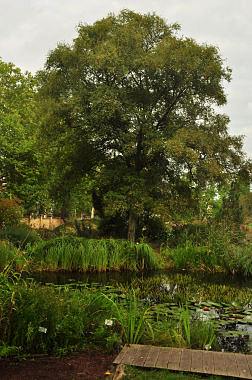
0 223 41 248
221 244 252 276
0 274 121 355
28 237 163 272
0 240 26 270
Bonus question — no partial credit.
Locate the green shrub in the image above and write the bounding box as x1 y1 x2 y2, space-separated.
0 198 23 228
162 243 213 270
0 224 41 248
28 237 163 272
0 240 26 270
0 241 17 269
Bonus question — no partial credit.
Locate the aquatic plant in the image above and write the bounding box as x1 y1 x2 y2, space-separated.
28 237 163 272
103 290 154 344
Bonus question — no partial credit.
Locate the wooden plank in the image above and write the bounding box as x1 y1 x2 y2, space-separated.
191 349 203 373
202 351 214 374
213 351 228 377
223 352 239 378
113 345 130 364
119 344 140 365
131 345 152 367
167 348 182 371
179 348 192 372
246 355 252 376
115 344 252 379
155 347 171 368
144 346 161 368
235 353 252 379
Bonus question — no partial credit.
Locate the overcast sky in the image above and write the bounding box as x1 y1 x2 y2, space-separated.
0 0 251 157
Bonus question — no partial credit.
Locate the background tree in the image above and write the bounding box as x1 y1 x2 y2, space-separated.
39 10 247 241
0 58 48 214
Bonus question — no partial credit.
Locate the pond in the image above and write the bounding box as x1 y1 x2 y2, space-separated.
24 270 252 354
24 269 252 287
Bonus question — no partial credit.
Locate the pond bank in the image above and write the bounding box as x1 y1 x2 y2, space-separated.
0 350 114 380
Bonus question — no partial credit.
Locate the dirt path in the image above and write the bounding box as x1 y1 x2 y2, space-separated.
0 351 115 380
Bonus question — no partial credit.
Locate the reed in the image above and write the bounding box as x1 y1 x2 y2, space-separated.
103 290 154 344
28 237 162 272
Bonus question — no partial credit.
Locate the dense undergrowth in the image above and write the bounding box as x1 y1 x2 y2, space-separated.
161 223 252 276
1 221 252 276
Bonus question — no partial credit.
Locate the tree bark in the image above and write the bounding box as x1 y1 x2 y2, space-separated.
128 210 137 242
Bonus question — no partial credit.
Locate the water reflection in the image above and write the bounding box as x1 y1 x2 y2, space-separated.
23 270 252 288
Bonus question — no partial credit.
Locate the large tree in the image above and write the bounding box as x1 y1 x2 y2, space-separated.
39 10 247 241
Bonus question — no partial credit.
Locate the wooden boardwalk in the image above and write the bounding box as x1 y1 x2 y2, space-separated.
113 344 252 378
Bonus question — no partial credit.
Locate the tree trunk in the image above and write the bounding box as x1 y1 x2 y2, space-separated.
128 210 137 242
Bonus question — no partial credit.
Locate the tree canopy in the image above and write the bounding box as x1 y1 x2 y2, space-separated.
38 10 248 240
0 58 49 213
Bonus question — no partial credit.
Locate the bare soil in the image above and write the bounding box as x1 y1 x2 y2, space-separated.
0 351 115 380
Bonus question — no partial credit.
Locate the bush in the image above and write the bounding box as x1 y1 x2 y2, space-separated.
0 224 41 248
162 223 235 272
0 240 26 271
0 198 23 228
162 243 216 270
140 215 170 243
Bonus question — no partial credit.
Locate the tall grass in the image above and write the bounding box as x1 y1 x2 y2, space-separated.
221 244 252 276
28 237 163 272
104 290 154 344
0 274 121 355
172 308 216 349
161 223 235 272
0 240 26 270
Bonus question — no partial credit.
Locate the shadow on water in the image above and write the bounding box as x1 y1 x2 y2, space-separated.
24 269 252 288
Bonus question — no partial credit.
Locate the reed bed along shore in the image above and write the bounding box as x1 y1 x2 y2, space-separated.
27 237 163 272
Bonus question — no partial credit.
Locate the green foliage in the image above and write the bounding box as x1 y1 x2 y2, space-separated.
28 237 163 272
162 243 209 270
162 223 241 272
0 198 23 227
104 290 154 344
39 10 246 241
172 309 216 349
0 272 251 357
161 220 252 277
0 59 49 213
221 244 252 276
0 223 41 248
140 215 170 243
0 275 120 355
124 366 226 379
0 240 25 270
